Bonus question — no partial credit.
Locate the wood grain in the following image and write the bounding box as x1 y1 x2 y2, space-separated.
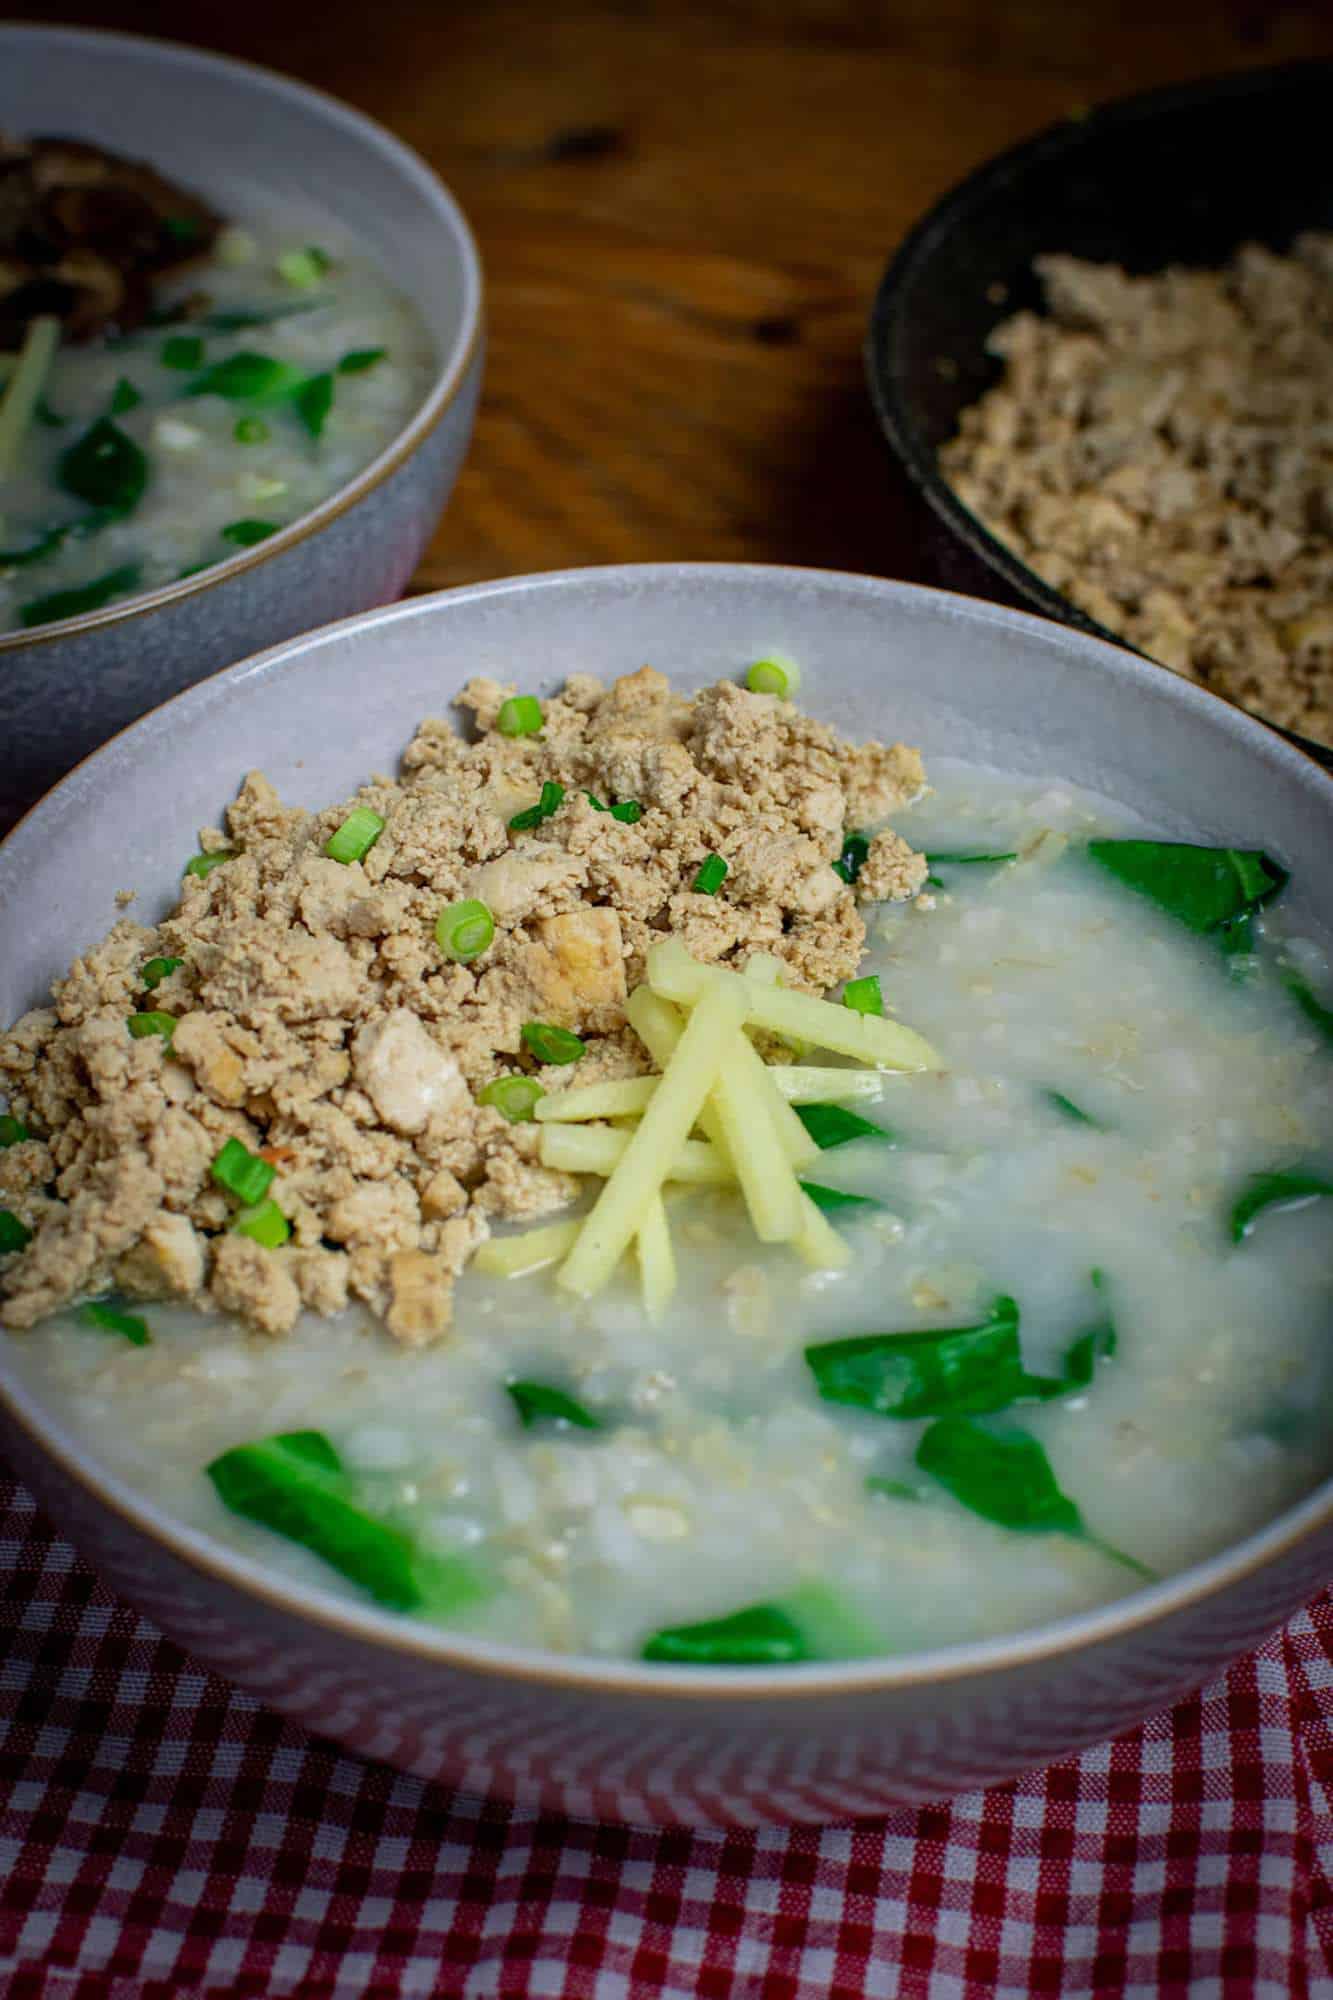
18 0 1333 592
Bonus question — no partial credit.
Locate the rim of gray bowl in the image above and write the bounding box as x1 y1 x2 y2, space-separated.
1 561 1330 1700
0 21 484 654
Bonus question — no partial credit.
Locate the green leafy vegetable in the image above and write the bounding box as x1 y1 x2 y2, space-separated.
108 377 141 415
832 833 869 884
0 1115 29 1147
59 418 147 513
338 347 387 374
1086 840 1288 940
79 1299 150 1347
220 518 278 547
206 1430 484 1614
293 371 334 438
925 851 1018 868
506 1380 602 1430
1060 1272 1117 1386
794 1102 894 1150
34 395 66 427
1044 1089 1103 1128
0 1209 32 1253
1284 971 1333 1047
141 956 183 991
0 520 79 568
185 352 306 404
1230 1171 1333 1244
915 1416 1155 1579
805 1295 1036 1420
508 781 565 831
798 1181 880 1214
234 415 270 445
161 334 205 371
642 1602 810 1665
205 300 330 332
20 563 141 626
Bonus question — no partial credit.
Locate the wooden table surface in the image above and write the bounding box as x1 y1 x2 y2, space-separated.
19 0 1333 596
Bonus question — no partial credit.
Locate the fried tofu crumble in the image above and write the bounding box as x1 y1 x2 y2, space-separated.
0 671 926 1342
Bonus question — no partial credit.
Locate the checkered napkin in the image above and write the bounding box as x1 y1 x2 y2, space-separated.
1 1471 1331 2000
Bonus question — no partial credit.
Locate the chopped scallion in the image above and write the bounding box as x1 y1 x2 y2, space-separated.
745 655 801 698
184 848 234 879
20 563 142 627
0 1210 32 1253
277 246 333 288
211 1138 276 1206
497 695 543 737
508 781 565 831
842 974 883 1016
232 1198 290 1247
185 352 306 404
478 1075 544 1123
141 956 183 990
435 898 495 963
127 1010 176 1042
609 800 643 824
34 395 66 427
324 808 384 864
692 853 728 896
0 1114 29 1148
161 334 205 370
506 1380 602 1429
521 1022 586 1065
220 518 278 547
832 833 870 884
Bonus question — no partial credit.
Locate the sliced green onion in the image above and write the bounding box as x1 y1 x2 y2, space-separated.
141 955 183 990
79 1299 150 1346
478 1075 544 1123
210 1137 276 1206
508 781 565 831
324 808 384 864
277 246 332 288
127 1010 176 1043
506 1380 602 1429
234 415 270 445
0 1209 32 1253
108 377 141 415
220 518 278 547
232 1197 290 1247
0 1114 29 1148
609 800 643 824
521 1022 586 1065
497 695 543 737
843 974 884 1016
185 351 306 404
338 347 387 374
161 334 204 371
692 853 728 895
21 563 142 627
745 655 801 698
184 848 234 879
435 898 495 962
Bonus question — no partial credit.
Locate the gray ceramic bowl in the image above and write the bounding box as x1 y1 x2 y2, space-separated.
0 564 1329 1828
0 24 484 824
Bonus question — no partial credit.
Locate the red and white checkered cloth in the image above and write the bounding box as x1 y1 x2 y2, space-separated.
1 1468 1331 2000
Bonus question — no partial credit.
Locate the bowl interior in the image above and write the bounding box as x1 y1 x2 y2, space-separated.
0 563 1330 1690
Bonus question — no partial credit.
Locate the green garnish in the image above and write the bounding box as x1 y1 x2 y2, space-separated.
1284 970 1333 1047
1086 840 1288 943
20 563 142 627
0 1210 32 1253
184 848 234 879
108 377 141 415
59 418 147 514
497 695 543 737
1044 1089 1103 1128
127 1010 175 1043
508 781 565 831
925 851 1018 868
161 334 205 371
211 1137 276 1206
233 415 270 445
692 853 728 895
745 655 800 698
478 1075 544 1123
164 214 204 245
232 1198 290 1248
610 800 643 824
324 808 385 864
205 300 330 333
277 246 333 288
843 974 883 1016
798 1181 879 1214
293 371 335 438
34 395 66 427
435 898 495 962
794 1102 894 1150
915 1416 1155 1579
642 1602 809 1666
1229 1171 1333 1244
832 833 870 884
79 1299 151 1347
506 1380 602 1430
206 1429 484 1614
0 1115 29 1148
865 1475 923 1501
185 352 307 404
805 1295 1039 1420
521 1023 586 1065
338 347 387 374
0 521 78 569
220 518 279 547
141 956 183 990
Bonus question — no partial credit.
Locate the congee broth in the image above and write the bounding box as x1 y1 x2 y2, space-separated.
1 664 1330 1663
0 136 434 631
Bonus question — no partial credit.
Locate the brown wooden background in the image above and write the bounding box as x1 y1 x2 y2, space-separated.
17 0 1333 594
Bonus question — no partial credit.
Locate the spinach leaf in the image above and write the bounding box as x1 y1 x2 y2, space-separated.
798 1181 880 1214
794 1103 895 1150
642 1602 810 1665
206 1429 484 1614
59 418 147 514
805 1295 1039 1419
20 564 142 627
1229 1171 1333 1244
1044 1089 1104 1129
108 377 142 415
78 1298 151 1347
1283 971 1333 1048
220 518 279 547
185 352 307 403
915 1417 1155 1579
1086 840 1288 938
338 346 387 374
293 371 335 438
1060 1270 1117 1387
506 1380 602 1430
832 832 870 884
0 1210 32 1252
